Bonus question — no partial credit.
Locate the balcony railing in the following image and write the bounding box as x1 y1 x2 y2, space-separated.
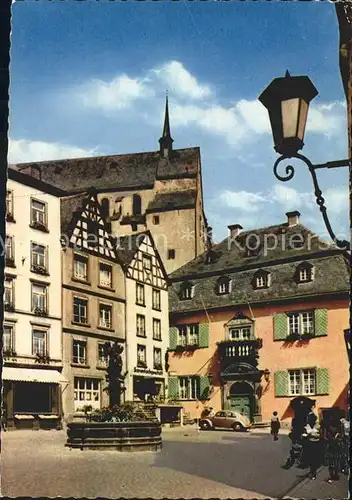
217 338 263 370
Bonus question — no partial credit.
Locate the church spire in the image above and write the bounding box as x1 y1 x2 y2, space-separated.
159 93 173 158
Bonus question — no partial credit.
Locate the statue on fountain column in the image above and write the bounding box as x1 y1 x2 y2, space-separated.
104 341 127 407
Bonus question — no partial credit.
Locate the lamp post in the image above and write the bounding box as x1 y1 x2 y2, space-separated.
259 71 350 249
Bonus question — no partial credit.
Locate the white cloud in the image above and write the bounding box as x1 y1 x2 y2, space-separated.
235 99 271 134
8 139 100 163
323 187 348 213
153 61 212 100
270 184 314 210
78 74 151 111
219 189 268 212
306 102 345 137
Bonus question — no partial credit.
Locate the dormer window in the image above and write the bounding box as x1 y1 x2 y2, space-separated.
296 262 314 283
205 249 219 264
217 276 232 295
253 270 270 290
180 281 194 300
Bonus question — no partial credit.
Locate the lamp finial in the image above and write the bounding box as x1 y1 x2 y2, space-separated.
285 70 291 78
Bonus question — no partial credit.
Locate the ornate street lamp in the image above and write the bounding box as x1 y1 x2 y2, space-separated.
259 71 350 249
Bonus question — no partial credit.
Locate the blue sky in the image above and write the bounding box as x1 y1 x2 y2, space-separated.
9 1 348 242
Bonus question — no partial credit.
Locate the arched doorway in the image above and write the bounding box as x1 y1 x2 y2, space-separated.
229 381 254 421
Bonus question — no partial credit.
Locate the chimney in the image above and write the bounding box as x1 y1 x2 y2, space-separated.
286 210 301 227
228 224 243 239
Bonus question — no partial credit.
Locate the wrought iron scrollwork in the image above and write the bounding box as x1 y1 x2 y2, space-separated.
273 153 350 250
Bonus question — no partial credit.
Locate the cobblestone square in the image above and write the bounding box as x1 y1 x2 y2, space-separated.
1 427 348 499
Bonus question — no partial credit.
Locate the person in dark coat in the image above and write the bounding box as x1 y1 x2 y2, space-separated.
270 411 280 441
302 412 321 479
324 415 343 483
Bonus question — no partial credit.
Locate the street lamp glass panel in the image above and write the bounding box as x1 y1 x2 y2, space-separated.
281 98 300 138
297 99 309 141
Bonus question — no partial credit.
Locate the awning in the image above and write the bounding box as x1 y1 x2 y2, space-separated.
2 367 68 384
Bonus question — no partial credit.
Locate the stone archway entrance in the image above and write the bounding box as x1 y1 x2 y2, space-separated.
229 381 254 421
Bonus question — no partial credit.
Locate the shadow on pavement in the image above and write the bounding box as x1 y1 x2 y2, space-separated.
152 434 306 498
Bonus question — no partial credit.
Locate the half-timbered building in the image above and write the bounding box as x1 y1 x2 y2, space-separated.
60 189 126 421
168 211 349 426
116 231 169 402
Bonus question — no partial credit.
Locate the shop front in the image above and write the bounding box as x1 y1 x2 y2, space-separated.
2 367 68 429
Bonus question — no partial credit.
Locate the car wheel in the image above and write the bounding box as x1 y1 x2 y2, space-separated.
232 422 243 432
200 421 211 431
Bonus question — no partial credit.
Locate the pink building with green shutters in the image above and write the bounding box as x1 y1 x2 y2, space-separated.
167 212 349 425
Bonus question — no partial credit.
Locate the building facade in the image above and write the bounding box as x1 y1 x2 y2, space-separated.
60 190 126 421
167 212 350 425
3 169 66 429
116 231 169 403
12 99 209 275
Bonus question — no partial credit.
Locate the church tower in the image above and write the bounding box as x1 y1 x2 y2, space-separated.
158 95 173 158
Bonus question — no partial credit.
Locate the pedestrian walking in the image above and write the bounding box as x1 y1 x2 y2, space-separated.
340 414 350 474
270 411 280 441
302 412 321 480
324 415 343 483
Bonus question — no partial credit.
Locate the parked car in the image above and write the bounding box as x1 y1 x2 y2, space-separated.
199 410 251 432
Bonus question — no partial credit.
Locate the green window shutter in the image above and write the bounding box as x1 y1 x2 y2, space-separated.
314 309 328 337
168 376 179 399
274 314 288 340
316 368 329 395
198 323 209 348
274 371 289 397
169 326 178 350
198 376 211 400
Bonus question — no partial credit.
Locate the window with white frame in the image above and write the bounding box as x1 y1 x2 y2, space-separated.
137 344 146 366
136 283 145 306
152 288 161 310
217 277 231 295
180 282 194 300
298 266 312 282
288 311 314 336
178 324 199 346
98 342 108 366
229 326 252 340
31 283 47 313
73 297 88 324
153 318 161 340
32 329 47 356
99 303 112 329
31 243 47 270
3 324 14 351
99 262 112 288
136 314 146 337
4 278 13 306
6 190 13 218
179 377 200 400
5 236 13 260
289 369 316 396
31 199 47 227
74 378 100 409
153 348 162 368
74 254 88 281
256 275 265 288
73 339 87 364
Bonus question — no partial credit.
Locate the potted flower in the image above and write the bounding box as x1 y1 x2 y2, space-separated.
35 352 50 364
3 348 17 358
31 220 48 231
33 307 48 317
32 264 48 275
4 303 14 312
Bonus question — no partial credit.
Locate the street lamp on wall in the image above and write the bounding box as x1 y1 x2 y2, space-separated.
263 368 270 383
259 71 350 249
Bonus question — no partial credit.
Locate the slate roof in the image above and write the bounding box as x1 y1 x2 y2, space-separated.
60 192 91 235
146 189 197 213
115 233 146 267
12 147 200 193
169 254 350 314
170 222 340 279
169 221 350 314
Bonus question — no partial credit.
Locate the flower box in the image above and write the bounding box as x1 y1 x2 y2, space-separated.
3 349 17 358
4 303 14 312
31 265 48 275
35 352 51 364
33 307 48 317
30 221 48 232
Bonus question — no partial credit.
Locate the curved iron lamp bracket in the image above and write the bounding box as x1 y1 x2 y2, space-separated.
273 153 350 249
